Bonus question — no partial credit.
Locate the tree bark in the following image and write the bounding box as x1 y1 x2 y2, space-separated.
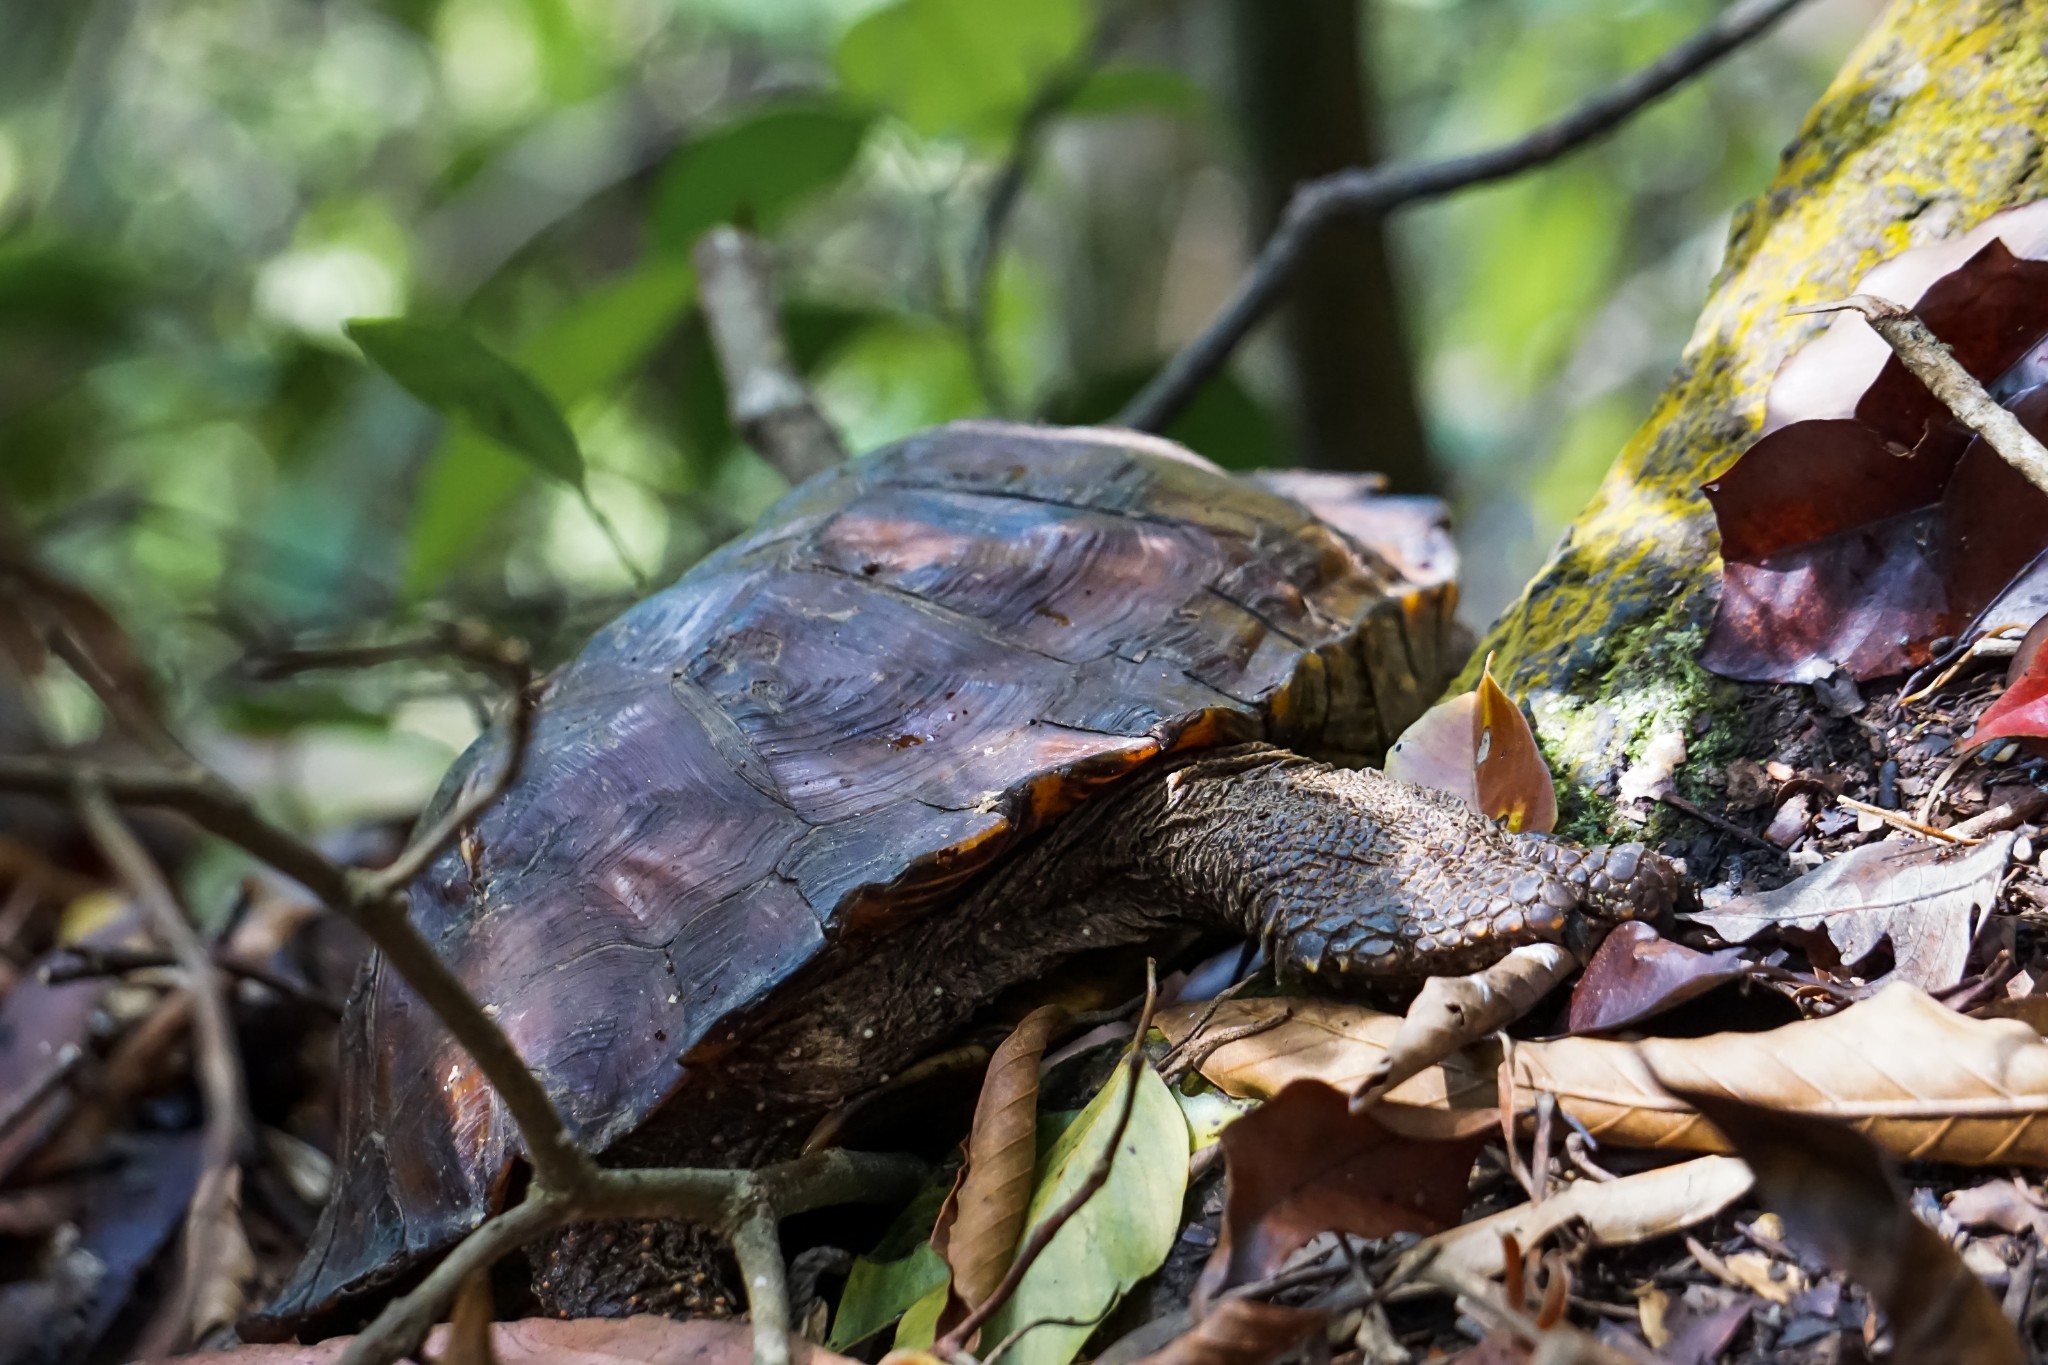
1228 0 1433 489
1472 0 2048 835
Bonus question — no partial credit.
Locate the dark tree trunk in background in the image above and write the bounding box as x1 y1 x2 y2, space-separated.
1228 0 1433 489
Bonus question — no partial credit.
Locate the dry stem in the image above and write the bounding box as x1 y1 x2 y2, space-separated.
1791 293 2048 499
693 226 848 482
75 784 247 1357
1118 0 1811 434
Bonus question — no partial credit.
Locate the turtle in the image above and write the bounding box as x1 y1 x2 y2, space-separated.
254 421 1683 1336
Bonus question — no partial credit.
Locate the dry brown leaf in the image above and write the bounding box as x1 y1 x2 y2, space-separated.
1385 660 1557 833
159 1318 860 1365
1154 998 1497 1134
1514 983 2048 1164
1354 944 1577 1107
1199 1080 1488 1302
946 1005 1066 1312
185 1165 256 1344
1686 833 2014 990
1406 1156 1755 1279
1657 1086 2024 1365
1130 1299 1327 1365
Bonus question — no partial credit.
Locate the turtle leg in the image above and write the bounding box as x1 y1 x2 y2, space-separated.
1101 745 1687 982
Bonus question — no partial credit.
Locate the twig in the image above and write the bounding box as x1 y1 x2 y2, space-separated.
962 8 1137 413
338 1149 927 1365
730 1186 792 1365
692 226 847 483
935 961 1161 1357
1161 1010 1290 1086
1656 789 1779 852
1790 295 2048 499
75 784 247 1357
1118 0 1811 433
0 757 596 1197
1833 793 1978 844
42 943 346 1015
1155 974 1259 1081
0 1041 83 1145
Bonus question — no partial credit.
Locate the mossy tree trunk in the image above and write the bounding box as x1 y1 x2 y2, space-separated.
1470 0 2048 839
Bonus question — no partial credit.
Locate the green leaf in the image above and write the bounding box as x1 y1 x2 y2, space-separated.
831 1242 949 1350
977 1064 1189 1365
654 102 873 253
347 318 584 487
400 259 696 595
1066 65 1208 121
836 0 1088 140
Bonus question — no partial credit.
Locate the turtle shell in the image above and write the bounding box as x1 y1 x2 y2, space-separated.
257 421 1459 1331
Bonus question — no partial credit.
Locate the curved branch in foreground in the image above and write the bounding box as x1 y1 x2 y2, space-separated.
1116 0 1813 435
335 1149 927 1365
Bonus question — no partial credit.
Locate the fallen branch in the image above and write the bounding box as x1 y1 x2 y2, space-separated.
693 226 848 482
1791 294 2048 499
75 784 247 1357
1118 0 1812 434
337 1149 926 1365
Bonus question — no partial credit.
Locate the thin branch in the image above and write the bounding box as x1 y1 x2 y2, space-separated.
962 10 1135 414
336 1194 565 1365
363 634 537 900
731 1190 793 1365
693 226 848 483
42 943 345 1015
0 1041 83 1145
1117 0 1813 433
936 961 1160 1357
336 1149 927 1365
1791 293 2048 498
76 784 247 1357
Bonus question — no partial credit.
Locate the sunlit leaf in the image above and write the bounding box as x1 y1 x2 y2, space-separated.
402 260 696 595
830 1243 949 1351
654 103 873 253
836 0 1088 140
347 318 583 487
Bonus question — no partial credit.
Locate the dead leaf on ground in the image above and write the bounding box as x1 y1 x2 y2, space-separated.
1130 1299 1327 1365
1684 832 2014 991
1970 613 2048 750
158 1318 860 1365
944 1004 1066 1315
1198 1079 1488 1303
1701 201 2048 683
1156 997 1496 1123
1946 1178 2048 1241
1385 658 1556 833
1407 1155 1755 1280
1567 923 1750 1035
1653 1085 2024 1365
1654 1293 1756 1365
1518 982 2048 1164
1354 943 1577 1108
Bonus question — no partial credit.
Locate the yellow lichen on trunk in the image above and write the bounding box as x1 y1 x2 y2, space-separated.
1474 0 2048 832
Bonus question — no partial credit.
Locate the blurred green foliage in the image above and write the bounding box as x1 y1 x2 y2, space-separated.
0 0 1870 830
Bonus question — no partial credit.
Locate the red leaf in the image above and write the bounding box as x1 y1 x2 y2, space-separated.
156 1317 858 1365
1971 614 2048 747
1196 1080 1487 1304
1700 204 2048 684
1567 922 1750 1035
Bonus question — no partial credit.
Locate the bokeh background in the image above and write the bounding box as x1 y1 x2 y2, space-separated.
0 0 1877 869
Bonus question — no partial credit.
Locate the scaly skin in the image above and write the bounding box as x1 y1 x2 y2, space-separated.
1102 745 1689 980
